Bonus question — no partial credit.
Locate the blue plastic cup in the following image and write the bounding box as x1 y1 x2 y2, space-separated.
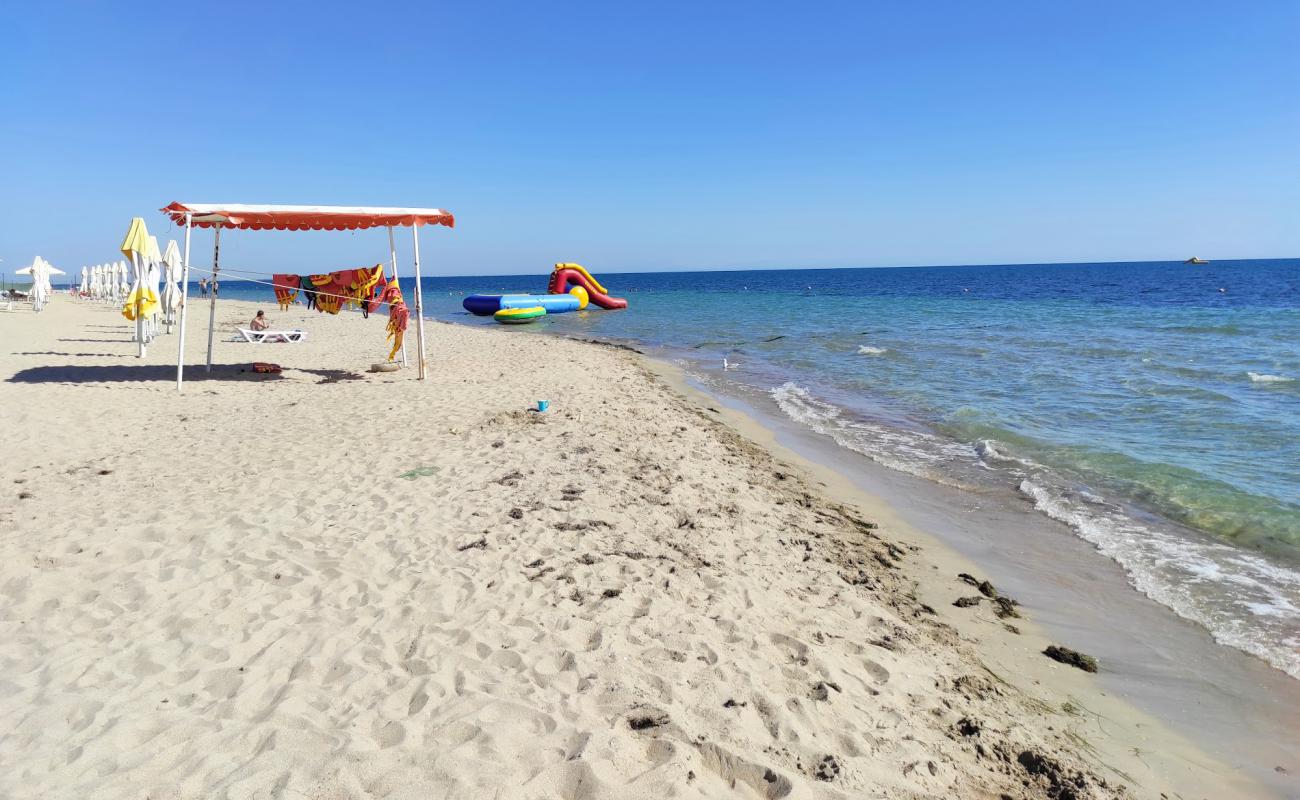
537 400 550 412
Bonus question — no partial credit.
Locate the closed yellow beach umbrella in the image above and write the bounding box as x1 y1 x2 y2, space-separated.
121 217 160 356
120 217 150 261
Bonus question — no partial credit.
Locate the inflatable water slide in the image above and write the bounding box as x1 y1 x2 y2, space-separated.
547 263 627 310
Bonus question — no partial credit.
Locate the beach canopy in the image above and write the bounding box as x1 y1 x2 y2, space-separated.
160 202 456 231
164 199 452 391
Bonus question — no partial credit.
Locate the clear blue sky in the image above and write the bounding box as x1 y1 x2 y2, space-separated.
2 1 1297 277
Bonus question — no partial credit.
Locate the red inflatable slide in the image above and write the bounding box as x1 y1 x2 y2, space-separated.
547 263 628 310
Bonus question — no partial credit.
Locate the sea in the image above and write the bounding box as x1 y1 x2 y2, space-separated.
217 259 1300 681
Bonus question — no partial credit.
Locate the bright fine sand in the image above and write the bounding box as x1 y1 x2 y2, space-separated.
0 298 1270 799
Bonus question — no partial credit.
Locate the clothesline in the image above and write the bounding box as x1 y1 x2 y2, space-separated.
183 265 409 310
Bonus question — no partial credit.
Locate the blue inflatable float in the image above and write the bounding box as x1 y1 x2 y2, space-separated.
464 293 581 316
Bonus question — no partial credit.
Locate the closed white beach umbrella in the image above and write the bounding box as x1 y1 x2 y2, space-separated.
161 239 182 331
29 259 48 312
18 257 63 312
145 235 163 339
80 266 88 298
118 260 130 304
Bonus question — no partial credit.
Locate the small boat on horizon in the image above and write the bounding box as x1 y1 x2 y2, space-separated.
1185 257 1209 264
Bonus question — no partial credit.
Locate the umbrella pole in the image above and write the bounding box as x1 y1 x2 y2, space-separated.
412 225 427 380
176 214 193 392
205 227 221 372
388 226 407 367
134 252 146 358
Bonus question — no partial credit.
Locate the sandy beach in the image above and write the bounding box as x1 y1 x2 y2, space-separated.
0 297 1274 799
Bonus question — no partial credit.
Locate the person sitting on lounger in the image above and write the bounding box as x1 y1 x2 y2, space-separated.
250 310 270 331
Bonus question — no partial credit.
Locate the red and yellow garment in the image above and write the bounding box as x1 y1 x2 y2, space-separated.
380 281 409 362
272 274 300 308
280 265 402 361
350 264 385 311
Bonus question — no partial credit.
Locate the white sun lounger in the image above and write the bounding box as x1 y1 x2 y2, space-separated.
237 328 307 343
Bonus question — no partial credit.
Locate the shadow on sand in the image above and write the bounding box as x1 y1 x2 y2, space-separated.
7 363 286 384
15 351 122 358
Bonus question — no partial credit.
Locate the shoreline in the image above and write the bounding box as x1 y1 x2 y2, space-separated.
641 356 1295 797
644 356 1300 795
0 297 1286 798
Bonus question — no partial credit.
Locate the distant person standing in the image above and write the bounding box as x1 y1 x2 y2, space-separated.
199 277 208 297
211 280 219 298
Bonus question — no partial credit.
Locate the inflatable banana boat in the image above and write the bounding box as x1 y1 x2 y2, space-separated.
493 306 546 324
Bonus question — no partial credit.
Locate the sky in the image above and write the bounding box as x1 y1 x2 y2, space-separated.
2 1 1298 277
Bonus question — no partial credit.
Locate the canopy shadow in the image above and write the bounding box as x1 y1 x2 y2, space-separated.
7 363 286 384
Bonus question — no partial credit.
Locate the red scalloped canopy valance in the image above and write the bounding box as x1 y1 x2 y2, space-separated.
160 202 455 231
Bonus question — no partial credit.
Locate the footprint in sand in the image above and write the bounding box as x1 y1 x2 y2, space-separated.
439 720 481 747
407 684 430 716
371 719 406 748
644 738 676 764
696 741 793 799
769 632 810 666
488 649 525 671
862 658 891 684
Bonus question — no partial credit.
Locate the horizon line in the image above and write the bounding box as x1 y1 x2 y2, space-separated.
125 255 1297 282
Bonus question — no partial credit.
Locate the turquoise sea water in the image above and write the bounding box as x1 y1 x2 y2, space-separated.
220 259 1300 677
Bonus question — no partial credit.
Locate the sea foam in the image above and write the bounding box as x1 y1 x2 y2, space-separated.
1247 371 1293 383
770 382 971 485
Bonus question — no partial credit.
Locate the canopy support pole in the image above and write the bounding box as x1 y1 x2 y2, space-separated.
412 225 427 380
387 226 407 367
205 227 221 372
176 213 193 391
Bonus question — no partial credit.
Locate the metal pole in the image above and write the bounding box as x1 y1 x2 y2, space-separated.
388 226 407 367
176 214 193 392
411 225 427 380
205 227 221 372
134 252 147 358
